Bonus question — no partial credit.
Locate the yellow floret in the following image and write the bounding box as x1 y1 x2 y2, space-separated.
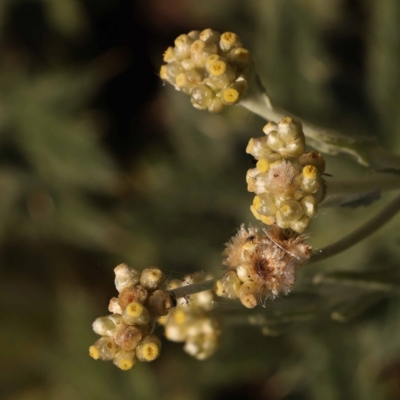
117 359 133 370
89 345 100 360
222 88 239 103
141 343 159 361
256 158 269 173
126 302 144 317
209 60 227 76
175 73 187 88
302 165 318 179
221 32 239 47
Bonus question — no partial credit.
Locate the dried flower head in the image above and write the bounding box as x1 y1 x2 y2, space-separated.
219 224 312 307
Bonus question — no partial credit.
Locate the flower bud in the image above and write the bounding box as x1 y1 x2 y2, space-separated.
114 263 140 293
115 325 143 351
146 290 174 316
122 302 150 326
214 271 241 299
301 195 318 217
236 265 252 282
191 84 214 108
290 215 311 233
89 337 118 361
113 349 136 370
219 32 242 52
159 62 184 85
199 28 221 45
118 285 148 309
279 199 304 222
301 165 320 193
238 281 261 308
207 97 225 113
190 40 218 68
140 267 165 291
92 316 116 337
174 34 194 60
266 130 285 152
136 335 162 362
299 151 325 173
226 47 251 70
108 297 122 314
278 117 303 142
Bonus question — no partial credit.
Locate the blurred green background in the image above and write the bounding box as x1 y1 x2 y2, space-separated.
2 0 400 399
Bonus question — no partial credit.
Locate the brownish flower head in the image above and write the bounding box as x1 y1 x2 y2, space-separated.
223 224 312 302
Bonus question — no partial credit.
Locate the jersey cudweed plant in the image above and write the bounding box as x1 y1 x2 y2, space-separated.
89 29 400 370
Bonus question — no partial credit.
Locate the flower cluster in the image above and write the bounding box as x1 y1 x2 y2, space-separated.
246 117 326 233
89 264 172 370
215 224 312 307
159 274 221 360
160 29 250 113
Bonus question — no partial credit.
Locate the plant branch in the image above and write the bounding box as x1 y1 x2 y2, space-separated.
167 279 216 299
241 68 400 171
311 194 400 263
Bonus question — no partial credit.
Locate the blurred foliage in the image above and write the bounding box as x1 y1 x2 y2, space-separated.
2 0 400 399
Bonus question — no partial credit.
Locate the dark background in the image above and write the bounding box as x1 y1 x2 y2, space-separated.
2 0 400 399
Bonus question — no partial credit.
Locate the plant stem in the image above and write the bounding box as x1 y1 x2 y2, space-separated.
167 279 216 299
311 194 400 263
241 69 400 170
325 175 400 196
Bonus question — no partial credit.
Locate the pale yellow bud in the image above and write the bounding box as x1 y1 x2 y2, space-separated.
92 316 115 337
226 47 251 70
140 267 165 291
113 349 136 370
136 335 162 362
301 195 318 217
190 40 218 68
174 34 194 60
239 281 261 308
191 84 214 108
267 130 285 152
122 301 150 326
89 337 118 361
220 32 242 52
199 28 221 44
290 215 311 233
279 199 304 222
214 271 241 299
207 97 225 113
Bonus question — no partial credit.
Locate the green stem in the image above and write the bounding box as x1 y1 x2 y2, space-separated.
311 194 400 263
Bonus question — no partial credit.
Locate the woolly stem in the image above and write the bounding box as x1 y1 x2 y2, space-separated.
311 194 400 263
241 68 400 171
167 279 216 299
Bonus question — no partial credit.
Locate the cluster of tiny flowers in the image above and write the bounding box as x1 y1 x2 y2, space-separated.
214 224 312 308
89 264 172 370
246 117 326 233
160 29 250 113
159 273 221 360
